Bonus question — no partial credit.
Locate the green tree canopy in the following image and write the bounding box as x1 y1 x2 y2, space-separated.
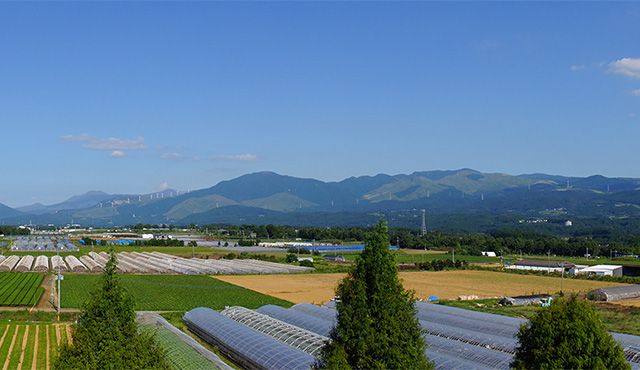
316 220 432 370
512 295 630 370
55 251 169 370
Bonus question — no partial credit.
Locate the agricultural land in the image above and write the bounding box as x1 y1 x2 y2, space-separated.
215 270 631 305
60 274 293 311
0 322 71 370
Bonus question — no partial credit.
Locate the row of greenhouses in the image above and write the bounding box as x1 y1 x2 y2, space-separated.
184 301 640 370
9 236 80 252
0 252 312 275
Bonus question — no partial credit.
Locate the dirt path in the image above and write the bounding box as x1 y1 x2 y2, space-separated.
46 325 50 370
65 325 72 345
17 325 29 370
3 325 20 370
0 325 8 349
55 325 60 347
36 275 55 311
32 326 39 370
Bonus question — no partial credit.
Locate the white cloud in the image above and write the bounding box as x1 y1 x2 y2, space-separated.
629 113 637 118
570 64 586 71
161 153 183 160
110 150 125 158
632 89 640 96
210 154 259 162
607 58 640 79
61 134 147 151
159 182 170 190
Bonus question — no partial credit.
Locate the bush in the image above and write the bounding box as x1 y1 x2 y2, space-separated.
511 295 629 369
299 260 314 268
285 253 298 263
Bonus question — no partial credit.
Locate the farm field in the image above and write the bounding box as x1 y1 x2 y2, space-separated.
215 270 631 304
60 274 292 311
0 273 44 307
0 322 71 370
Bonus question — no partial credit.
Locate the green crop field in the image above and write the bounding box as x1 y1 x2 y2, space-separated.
0 272 44 306
61 274 293 311
0 322 70 370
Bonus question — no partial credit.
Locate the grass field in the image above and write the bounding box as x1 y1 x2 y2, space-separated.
216 270 631 305
0 322 71 370
60 274 293 311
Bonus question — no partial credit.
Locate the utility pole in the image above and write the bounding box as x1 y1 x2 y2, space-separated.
57 249 61 320
547 251 551 273
561 261 564 294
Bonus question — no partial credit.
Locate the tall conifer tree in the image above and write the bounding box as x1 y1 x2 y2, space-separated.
316 220 432 369
55 251 168 370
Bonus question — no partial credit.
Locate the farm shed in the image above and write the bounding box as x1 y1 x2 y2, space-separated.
15 255 34 272
0 255 20 272
34 256 49 273
578 264 623 277
184 307 316 370
507 259 574 273
587 285 640 302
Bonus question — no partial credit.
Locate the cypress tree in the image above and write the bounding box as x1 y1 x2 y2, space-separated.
316 220 432 369
55 251 168 370
512 295 630 370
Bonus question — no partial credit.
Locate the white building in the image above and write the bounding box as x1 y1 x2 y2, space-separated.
576 264 623 277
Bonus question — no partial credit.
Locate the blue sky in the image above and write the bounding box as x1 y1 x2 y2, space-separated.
1 1 639 207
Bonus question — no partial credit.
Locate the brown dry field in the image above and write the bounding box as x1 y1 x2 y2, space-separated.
607 297 640 307
215 270 630 305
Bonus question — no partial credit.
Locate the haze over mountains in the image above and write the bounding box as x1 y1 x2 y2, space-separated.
2 169 640 228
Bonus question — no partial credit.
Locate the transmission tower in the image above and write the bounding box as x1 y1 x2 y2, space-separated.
421 209 426 236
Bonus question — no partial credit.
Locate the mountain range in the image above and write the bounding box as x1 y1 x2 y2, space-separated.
2 169 640 229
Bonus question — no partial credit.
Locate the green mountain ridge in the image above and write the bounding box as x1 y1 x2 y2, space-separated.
4 169 640 227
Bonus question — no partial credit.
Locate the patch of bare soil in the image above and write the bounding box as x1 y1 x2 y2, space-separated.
215 270 629 304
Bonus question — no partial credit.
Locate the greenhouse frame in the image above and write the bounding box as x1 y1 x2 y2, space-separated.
183 307 316 370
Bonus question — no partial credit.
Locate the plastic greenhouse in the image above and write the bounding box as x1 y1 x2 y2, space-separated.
588 285 640 302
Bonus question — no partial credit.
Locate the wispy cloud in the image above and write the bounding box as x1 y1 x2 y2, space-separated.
62 134 147 151
110 150 125 158
161 153 183 160
210 154 259 162
570 64 586 71
632 89 640 96
161 153 199 161
607 58 640 79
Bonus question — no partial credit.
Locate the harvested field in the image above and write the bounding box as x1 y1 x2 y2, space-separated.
215 270 630 304
607 298 640 307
